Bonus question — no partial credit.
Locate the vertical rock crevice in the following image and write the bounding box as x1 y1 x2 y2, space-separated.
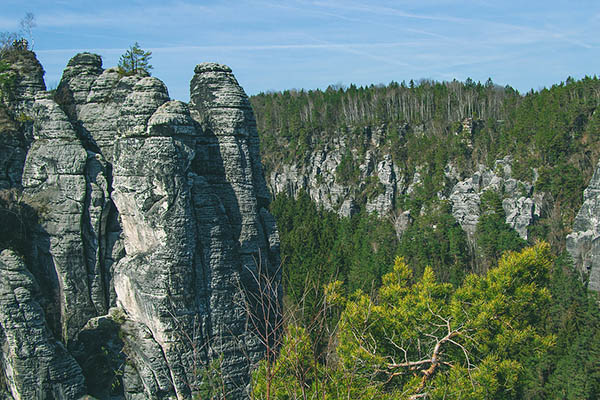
0 250 86 400
1 51 281 400
22 93 97 343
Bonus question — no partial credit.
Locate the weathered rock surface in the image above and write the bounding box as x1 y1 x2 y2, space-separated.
0 49 46 190
2 49 46 116
448 157 539 240
0 250 86 399
567 159 600 291
267 132 539 240
1 52 280 400
270 138 402 216
0 107 27 189
22 92 99 341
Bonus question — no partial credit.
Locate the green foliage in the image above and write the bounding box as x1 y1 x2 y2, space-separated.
254 75 600 254
525 254 600 399
252 324 319 399
252 78 515 183
109 308 127 325
362 175 386 201
15 112 32 122
476 190 526 270
253 243 557 399
252 74 600 400
398 201 470 285
194 357 226 400
536 163 585 218
270 191 398 321
0 59 16 99
118 42 153 75
335 149 359 184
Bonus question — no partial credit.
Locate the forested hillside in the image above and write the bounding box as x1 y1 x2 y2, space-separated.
252 76 600 220
249 76 600 399
251 76 600 272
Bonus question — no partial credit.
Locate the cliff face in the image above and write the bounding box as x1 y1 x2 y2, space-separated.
567 159 600 291
0 51 280 399
0 49 45 190
268 129 543 242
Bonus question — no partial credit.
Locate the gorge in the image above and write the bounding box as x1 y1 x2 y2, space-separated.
1 44 600 399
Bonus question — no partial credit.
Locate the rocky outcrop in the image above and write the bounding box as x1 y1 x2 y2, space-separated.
567 160 600 291
270 138 402 217
188 62 280 391
365 155 397 215
22 92 100 341
56 53 139 162
267 132 540 240
448 157 541 240
0 49 46 190
0 52 279 400
2 49 46 116
108 63 279 399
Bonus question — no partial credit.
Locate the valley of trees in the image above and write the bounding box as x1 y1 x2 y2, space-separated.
252 243 600 400
258 191 600 399
1 26 599 397
249 75 600 398
252 75 600 251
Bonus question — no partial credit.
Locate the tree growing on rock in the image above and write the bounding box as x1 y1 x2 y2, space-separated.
0 12 36 54
19 12 35 49
118 42 153 75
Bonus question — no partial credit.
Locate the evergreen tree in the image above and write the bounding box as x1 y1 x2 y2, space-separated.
253 243 557 399
476 190 526 271
118 42 153 75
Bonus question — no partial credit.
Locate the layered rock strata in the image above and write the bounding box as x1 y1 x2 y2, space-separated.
0 250 86 399
0 49 46 189
0 51 280 400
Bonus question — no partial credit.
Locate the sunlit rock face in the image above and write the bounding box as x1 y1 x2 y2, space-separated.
1 52 279 400
567 159 600 292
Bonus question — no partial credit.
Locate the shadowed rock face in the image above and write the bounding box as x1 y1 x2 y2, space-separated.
1 52 279 400
567 160 600 291
0 250 86 400
0 49 46 190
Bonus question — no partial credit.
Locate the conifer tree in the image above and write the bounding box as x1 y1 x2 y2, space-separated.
118 42 153 75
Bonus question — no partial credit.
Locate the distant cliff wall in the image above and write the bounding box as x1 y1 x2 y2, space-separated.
267 130 543 242
567 159 600 291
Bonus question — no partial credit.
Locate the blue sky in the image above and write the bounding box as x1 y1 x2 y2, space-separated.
2 1 600 101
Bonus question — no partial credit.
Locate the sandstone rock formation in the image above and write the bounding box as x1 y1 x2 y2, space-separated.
567 159 600 291
0 49 46 190
268 129 541 241
0 250 86 400
0 51 279 400
448 157 540 240
0 107 26 190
